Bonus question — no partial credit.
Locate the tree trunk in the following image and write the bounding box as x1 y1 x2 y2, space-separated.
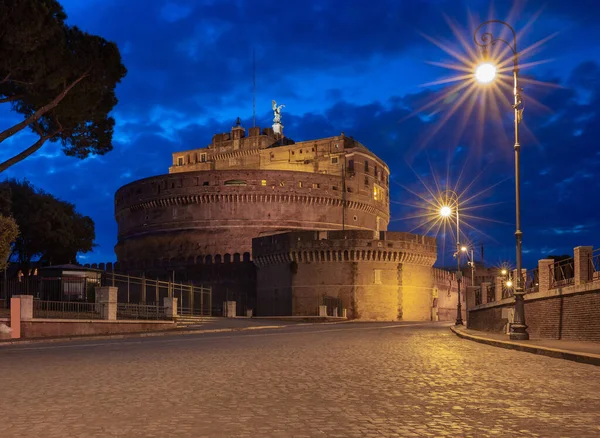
0 131 60 173
0 70 88 145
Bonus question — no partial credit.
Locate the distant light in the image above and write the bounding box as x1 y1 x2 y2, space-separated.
501 269 507 276
505 280 513 288
461 246 467 252
440 206 452 217
475 63 496 84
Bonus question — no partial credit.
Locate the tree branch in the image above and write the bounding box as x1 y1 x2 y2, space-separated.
0 95 23 104
0 69 90 144
0 130 62 173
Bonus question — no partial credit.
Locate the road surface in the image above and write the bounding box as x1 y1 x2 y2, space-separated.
1 322 599 437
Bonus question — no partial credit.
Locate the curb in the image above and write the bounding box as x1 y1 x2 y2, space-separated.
0 324 289 347
450 326 600 367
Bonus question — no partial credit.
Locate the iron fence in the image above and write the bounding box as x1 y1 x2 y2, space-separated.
116 303 170 320
486 283 496 302
589 248 600 282
550 258 575 289
33 300 104 320
525 268 539 293
100 272 212 316
475 287 482 306
501 282 513 299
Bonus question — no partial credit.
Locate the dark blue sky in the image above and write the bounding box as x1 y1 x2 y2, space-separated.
2 0 599 269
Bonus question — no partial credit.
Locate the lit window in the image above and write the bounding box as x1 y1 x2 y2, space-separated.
373 184 384 201
298 182 303 188
261 180 267 186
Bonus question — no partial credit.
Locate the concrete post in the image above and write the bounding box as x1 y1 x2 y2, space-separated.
223 301 236 318
480 282 490 304
538 259 555 293
574 246 593 285
10 297 21 339
15 295 33 321
342 308 347 318
96 286 117 320
332 307 338 317
465 286 479 328
319 305 328 317
246 308 253 318
494 276 504 299
163 297 178 319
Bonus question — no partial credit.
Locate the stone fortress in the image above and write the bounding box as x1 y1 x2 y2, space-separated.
113 103 464 319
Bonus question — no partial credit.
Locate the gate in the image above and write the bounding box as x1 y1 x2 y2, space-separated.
322 296 343 317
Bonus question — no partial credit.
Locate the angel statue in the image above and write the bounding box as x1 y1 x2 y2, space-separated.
272 100 285 124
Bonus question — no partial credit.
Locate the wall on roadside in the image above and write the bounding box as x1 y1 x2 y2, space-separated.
18 320 176 339
468 287 600 342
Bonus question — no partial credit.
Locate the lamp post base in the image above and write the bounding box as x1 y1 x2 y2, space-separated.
455 319 463 326
509 323 529 340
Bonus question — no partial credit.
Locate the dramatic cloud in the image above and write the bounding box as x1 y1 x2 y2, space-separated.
2 0 599 269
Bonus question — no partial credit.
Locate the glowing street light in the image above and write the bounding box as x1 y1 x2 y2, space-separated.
474 62 496 84
501 269 508 276
505 279 513 288
474 20 529 341
461 246 468 252
439 190 463 326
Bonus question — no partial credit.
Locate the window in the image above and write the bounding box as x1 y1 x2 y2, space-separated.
348 159 354 171
374 270 382 284
332 186 338 191
373 184 384 202
312 183 320 189
364 176 369 186
177 156 184 166
261 180 267 186
201 153 207 163
279 181 285 187
298 182 303 188
300 149 303 154
374 166 378 178
203 181 209 186
364 160 369 172
331 157 339 164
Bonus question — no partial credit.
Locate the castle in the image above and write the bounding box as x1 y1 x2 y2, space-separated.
113 108 464 320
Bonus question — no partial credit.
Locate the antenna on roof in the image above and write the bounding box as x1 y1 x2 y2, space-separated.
252 48 256 128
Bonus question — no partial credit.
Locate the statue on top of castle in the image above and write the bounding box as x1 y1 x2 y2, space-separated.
272 100 285 124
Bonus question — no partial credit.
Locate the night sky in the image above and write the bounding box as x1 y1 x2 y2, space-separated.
2 0 599 269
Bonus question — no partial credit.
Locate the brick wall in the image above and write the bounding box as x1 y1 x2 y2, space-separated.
468 289 600 342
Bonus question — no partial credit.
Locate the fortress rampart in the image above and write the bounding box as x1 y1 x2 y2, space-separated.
253 230 438 320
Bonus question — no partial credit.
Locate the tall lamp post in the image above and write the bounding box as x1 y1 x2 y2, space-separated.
474 20 529 340
440 190 463 326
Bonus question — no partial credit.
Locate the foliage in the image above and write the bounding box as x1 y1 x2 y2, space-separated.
0 215 18 271
0 0 127 172
2 179 95 268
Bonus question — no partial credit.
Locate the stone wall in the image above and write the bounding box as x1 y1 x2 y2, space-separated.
466 245 600 341
254 230 437 321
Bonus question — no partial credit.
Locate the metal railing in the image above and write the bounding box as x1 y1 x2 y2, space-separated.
486 283 496 302
525 268 539 293
101 272 212 316
116 303 169 320
475 287 482 306
550 258 575 289
33 300 104 320
589 248 600 282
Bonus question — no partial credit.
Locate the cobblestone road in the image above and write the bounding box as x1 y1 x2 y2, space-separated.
1 322 600 437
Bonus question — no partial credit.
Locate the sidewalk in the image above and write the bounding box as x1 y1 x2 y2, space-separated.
451 325 600 366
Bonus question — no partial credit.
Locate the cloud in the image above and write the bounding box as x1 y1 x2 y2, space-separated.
1 0 599 270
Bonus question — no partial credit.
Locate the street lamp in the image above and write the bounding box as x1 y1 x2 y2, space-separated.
439 190 463 326
474 20 529 340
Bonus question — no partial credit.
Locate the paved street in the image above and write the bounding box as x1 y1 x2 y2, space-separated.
1 322 600 437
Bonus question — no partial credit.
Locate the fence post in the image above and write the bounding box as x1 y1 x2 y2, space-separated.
127 274 130 304
141 274 147 304
574 246 593 285
155 278 159 304
538 259 554 293
10 297 21 338
209 286 212 317
189 281 194 316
